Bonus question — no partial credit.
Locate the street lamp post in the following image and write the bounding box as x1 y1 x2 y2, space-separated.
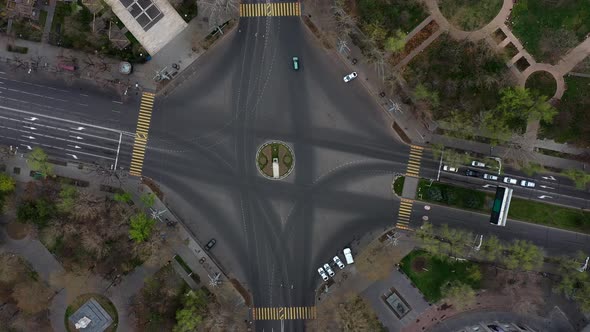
492 157 502 175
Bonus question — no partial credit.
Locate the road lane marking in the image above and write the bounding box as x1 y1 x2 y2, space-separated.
0 104 128 134
129 92 155 177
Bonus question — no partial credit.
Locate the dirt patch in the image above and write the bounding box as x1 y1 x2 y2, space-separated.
230 278 251 306
5 221 31 240
411 256 427 273
303 16 333 49
142 176 164 200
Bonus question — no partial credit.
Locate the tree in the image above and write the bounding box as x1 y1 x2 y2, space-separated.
27 147 53 176
441 280 475 310
440 224 472 257
480 235 503 262
496 87 557 129
140 192 155 208
336 295 386 332
198 0 238 30
503 240 544 271
12 280 52 314
129 213 156 243
363 22 387 45
174 289 209 332
384 29 406 53
17 199 56 227
440 110 476 140
114 191 133 204
466 265 482 283
0 173 15 193
57 185 77 213
562 169 590 189
554 252 590 312
414 83 440 108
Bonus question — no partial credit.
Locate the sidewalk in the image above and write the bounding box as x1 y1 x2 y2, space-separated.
302 2 590 172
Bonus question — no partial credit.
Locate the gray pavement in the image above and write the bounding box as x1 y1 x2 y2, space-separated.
362 269 430 332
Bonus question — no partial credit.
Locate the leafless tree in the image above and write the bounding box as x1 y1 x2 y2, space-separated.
198 0 238 30
502 133 538 168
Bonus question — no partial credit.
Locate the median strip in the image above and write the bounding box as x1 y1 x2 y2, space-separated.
413 178 590 234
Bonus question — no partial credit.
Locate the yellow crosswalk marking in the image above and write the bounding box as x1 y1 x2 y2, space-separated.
252 306 317 320
129 92 156 177
239 2 301 17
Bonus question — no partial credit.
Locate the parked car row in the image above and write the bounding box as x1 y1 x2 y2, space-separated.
318 248 354 281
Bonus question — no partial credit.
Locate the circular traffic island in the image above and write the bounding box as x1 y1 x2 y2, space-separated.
65 293 118 332
256 141 295 180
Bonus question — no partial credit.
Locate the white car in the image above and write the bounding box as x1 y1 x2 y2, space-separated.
443 165 458 172
503 177 518 185
333 256 345 270
343 248 354 264
483 174 498 181
343 72 358 82
471 161 486 168
318 267 329 281
323 263 335 277
520 180 536 188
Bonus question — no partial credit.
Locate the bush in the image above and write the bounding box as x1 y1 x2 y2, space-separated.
17 200 56 227
7 45 28 54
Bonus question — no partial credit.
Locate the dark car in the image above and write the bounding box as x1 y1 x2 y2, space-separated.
205 239 216 250
465 169 480 177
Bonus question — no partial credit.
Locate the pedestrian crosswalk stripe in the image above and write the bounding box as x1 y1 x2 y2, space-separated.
130 92 155 177
252 306 316 320
240 2 301 17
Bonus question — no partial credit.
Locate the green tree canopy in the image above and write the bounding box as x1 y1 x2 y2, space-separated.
57 185 77 213
503 240 544 271
496 87 557 129
554 252 590 312
114 192 133 204
173 289 209 332
480 235 503 262
129 213 155 243
140 192 156 208
0 173 16 193
562 169 590 189
27 147 53 177
385 29 407 53
17 199 56 227
441 280 475 310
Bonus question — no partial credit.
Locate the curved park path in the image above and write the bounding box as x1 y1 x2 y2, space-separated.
418 0 590 145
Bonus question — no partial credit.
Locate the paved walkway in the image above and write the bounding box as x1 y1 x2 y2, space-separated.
41 0 56 44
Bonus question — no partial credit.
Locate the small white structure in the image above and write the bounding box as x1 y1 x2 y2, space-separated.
272 158 279 179
75 317 92 329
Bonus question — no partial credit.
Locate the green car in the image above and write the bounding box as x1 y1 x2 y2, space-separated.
292 56 299 70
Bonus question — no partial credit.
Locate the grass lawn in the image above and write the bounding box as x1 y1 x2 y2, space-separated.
508 198 590 233
393 176 405 196
540 75 590 145
39 10 48 28
525 71 557 98
417 179 490 211
510 0 590 63
439 0 503 31
400 250 481 302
